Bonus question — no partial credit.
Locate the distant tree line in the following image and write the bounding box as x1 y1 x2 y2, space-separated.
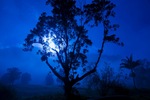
0 67 64 86
0 67 31 86
82 56 150 96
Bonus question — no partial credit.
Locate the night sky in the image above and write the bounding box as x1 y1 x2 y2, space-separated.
0 0 150 84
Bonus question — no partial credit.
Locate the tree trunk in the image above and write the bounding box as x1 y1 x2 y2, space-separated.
64 81 73 100
131 69 137 90
133 77 137 90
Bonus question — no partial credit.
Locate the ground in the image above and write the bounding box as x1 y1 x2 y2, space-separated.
1 84 150 100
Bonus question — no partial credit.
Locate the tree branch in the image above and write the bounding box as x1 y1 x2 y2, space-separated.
71 24 107 85
71 67 96 85
64 29 68 64
94 38 105 69
46 60 64 81
52 49 66 70
94 21 108 69
69 31 81 68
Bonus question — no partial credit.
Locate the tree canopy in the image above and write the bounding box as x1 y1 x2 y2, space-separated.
120 54 140 89
0 67 21 85
21 72 31 85
23 0 123 98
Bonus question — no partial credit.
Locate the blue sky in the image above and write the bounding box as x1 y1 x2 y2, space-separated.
0 0 150 84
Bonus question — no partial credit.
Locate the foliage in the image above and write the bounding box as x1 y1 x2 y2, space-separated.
120 54 140 89
45 72 54 85
0 67 22 85
21 72 31 85
86 63 128 96
120 55 140 70
23 0 123 98
134 59 150 89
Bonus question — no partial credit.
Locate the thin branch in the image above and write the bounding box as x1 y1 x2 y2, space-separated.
46 60 64 81
52 48 65 69
71 67 96 85
94 37 105 69
71 23 107 85
69 32 82 68
64 28 68 65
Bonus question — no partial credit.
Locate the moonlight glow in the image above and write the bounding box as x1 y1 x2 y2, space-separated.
43 33 59 53
33 32 59 53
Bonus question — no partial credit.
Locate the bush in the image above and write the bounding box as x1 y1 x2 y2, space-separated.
86 63 129 96
107 81 130 95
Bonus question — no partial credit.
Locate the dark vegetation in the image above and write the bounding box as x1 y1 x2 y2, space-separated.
0 67 22 86
21 73 31 85
1 0 150 100
120 54 140 90
1 61 150 100
0 83 17 100
85 62 130 96
23 0 123 99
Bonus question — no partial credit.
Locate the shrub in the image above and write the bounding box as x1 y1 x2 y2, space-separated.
86 63 129 96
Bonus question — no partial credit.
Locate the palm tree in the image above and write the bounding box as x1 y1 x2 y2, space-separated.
120 55 140 89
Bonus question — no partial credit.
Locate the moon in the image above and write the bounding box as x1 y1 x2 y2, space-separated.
32 33 58 53
43 34 58 53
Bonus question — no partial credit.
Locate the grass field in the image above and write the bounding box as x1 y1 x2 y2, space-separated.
1 84 150 100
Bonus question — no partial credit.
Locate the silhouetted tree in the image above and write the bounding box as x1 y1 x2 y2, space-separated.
45 72 54 85
56 69 64 86
0 67 21 85
23 0 123 98
86 63 127 96
134 59 150 89
20 72 31 85
120 54 140 90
